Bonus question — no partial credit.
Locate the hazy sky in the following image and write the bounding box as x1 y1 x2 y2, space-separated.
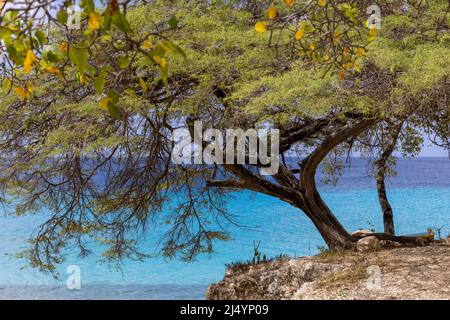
418 142 448 157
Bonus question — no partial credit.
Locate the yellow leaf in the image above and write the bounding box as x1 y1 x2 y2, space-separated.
14 86 31 102
153 56 167 68
255 21 267 33
45 66 61 76
141 39 153 50
369 28 378 41
79 74 88 84
88 12 103 31
26 83 35 93
100 97 110 111
284 0 295 7
323 53 330 62
333 32 341 45
139 77 148 93
59 42 67 53
356 47 365 57
295 29 304 40
318 0 327 7
268 6 277 19
24 50 37 74
343 62 354 70
338 69 346 80
343 46 350 57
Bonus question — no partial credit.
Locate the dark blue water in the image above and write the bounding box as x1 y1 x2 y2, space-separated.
0 158 449 299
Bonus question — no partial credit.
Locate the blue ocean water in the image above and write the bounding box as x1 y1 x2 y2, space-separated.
0 157 449 299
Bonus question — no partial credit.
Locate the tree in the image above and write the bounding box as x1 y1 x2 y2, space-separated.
0 0 183 117
0 0 448 273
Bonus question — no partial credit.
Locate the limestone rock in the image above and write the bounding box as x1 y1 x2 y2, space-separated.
206 244 450 300
205 257 347 300
356 236 380 252
352 229 374 237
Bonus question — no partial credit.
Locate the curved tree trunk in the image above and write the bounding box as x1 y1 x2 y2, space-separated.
299 191 356 249
299 118 377 249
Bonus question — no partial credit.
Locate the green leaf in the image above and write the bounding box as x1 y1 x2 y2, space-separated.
93 73 106 94
69 47 89 74
42 46 59 63
2 78 12 93
6 45 18 63
81 0 95 13
168 16 178 28
160 63 169 87
35 30 47 46
106 89 121 118
161 41 186 60
117 55 130 69
107 89 119 104
56 9 68 24
111 12 130 32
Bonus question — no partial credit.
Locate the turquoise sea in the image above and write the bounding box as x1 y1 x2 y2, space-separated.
0 157 449 299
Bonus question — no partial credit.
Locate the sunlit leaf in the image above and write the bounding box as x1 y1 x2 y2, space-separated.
268 6 277 20
24 50 37 74
88 12 103 30
14 86 31 101
369 28 378 41
2 78 12 93
255 21 267 33
356 47 365 57
295 29 304 40
284 0 295 7
45 66 61 76
100 97 110 110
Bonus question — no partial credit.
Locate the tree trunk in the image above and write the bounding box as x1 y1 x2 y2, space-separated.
374 121 403 235
297 191 356 249
298 119 376 249
375 170 395 235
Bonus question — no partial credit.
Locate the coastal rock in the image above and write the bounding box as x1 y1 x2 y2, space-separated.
206 257 348 300
207 244 450 300
380 240 402 248
351 229 374 237
356 236 380 252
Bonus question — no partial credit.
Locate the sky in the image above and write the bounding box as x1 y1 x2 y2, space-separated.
418 141 448 157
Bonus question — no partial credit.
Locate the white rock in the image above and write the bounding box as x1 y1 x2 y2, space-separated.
292 282 316 300
357 236 380 252
352 229 374 237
